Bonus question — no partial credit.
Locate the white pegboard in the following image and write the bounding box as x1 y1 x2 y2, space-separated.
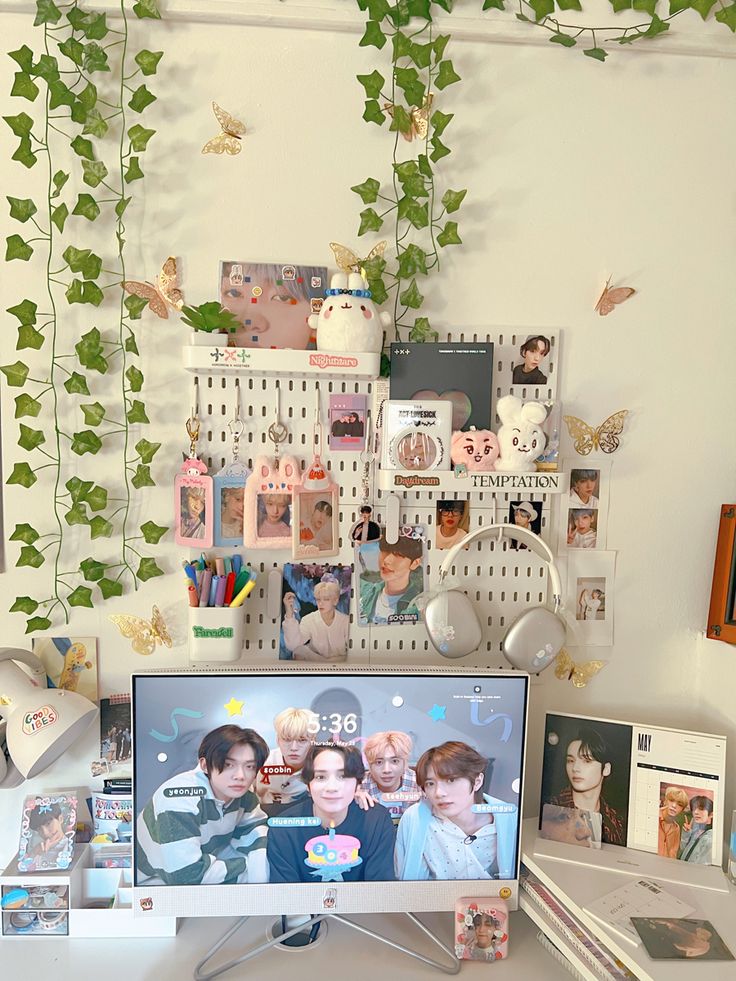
192 330 562 668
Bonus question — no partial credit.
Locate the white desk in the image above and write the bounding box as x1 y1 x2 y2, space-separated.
521 817 736 981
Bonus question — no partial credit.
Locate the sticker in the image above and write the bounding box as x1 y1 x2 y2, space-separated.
311 276 322 288
140 897 154 911
251 285 262 297
281 264 296 281
311 297 323 314
229 264 244 286
499 887 512 900
22 705 58 735
323 888 337 910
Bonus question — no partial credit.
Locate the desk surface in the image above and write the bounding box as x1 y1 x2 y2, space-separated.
0 909 573 979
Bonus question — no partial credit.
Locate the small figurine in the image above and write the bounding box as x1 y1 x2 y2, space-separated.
309 271 391 354
450 427 499 472
494 395 547 472
349 505 381 545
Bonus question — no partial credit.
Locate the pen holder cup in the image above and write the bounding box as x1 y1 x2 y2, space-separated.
188 607 245 663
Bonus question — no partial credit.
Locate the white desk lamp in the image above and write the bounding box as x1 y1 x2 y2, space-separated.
0 647 98 787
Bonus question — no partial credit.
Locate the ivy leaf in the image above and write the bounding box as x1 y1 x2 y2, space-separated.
124 156 144 183
557 0 582 8
367 276 388 305
87 485 108 512
135 49 164 75
137 556 164 582
30 54 60 82
82 159 108 188
65 503 90 526
85 12 109 39
135 438 161 463
133 0 162 19
482 0 505 8
34 0 62 25
66 279 104 306
82 108 108 139
408 40 433 68
429 135 451 162
72 193 100 221
8 462 37 488
6 235 33 261
98 578 123 600
362 99 386 125
435 60 461 89
132 464 155 488
7 196 37 223
123 296 148 321
360 20 387 49
51 171 69 199
351 177 381 204
529 0 555 13
64 371 90 396
437 220 462 247
115 197 131 218
442 188 467 213
127 400 149 424
431 109 454 138
633 0 658 9
18 324 44 350
9 46 35 73
397 244 428 278
691 0 716 15
4 112 34 137
357 69 385 99
90 515 114 539
128 124 155 151
71 430 103 456
11 596 39 614
124 332 139 354
51 203 69 232
26 617 53 633
66 476 93 502
18 545 44 567
18 424 45 451
71 135 95 160
80 557 106 581
77 81 98 110
398 197 429 229
15 393 42 418
418 153 433 178
394 67 425 107
62 245 102 279
1 361 29 386
68 585 94 608
79 402 106 427
58 36 84 65
392 31 413 60
409 316 438 342
10 523 39 544
399 279 423 309
140 520 168 544
358 207 384 236
387 103 412 135
549 32 577 45
715 0 736 23
126 364 144 392
398 173 428 197
128 85 156 113
83 42 110 74
11 72 40 101
8 299 38 325
407 0 432 17
583 46 609 60
12 137 38 169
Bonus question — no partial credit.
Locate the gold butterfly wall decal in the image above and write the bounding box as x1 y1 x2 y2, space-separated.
109 605 172 657
122 256 184 320
329 240 387 275
202 102 246 155
383 94 433 142
594 277 636 316
563 409 629 456
554 649 607 688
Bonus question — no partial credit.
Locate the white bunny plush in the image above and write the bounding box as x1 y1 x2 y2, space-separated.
309 271 391 354
494 395 548 472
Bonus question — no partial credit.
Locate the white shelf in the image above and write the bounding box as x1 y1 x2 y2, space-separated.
183 344 380 379
377 467 569 494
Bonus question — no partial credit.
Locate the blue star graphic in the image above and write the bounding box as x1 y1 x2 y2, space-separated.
428 704 446 722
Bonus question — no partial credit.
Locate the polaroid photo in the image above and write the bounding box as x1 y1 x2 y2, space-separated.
566 550 616 646
174 459 214 548
279 563 352 662
99 695 132 769
356 525 426 626
243 456 299 550
292 485 339 560
329 393 367 452
219 260 328 350
540 803 603 849
507 500 542 550
656 782 715 865
631 918 734 961
33 636 98 703
213 462 250 547
17 792 77 872
435 500 470 551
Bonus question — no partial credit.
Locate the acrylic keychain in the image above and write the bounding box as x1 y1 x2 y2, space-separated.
243 384 300 550
213 380 251 547
349 414 381 546
293 387 340 559
175 381 214 548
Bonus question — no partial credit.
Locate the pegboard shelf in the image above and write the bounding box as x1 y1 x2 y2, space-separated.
183 344 380 379
376 468 569 495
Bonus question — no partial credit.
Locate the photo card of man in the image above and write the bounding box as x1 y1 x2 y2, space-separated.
540 802 603 849
389 342 494 432
566 550 616 646
454 897 509 962
631 918 734 961
174 458 214 548
213 463 250 547
508 500 542 549
657 783 715 865
560 459 611 552
33 636 98 703
99 694 132 770
219 260 328 350
567 508 599 549
381 400 452 471
17 792 78 872
279 563 352 662
243 455 300 550
435 499 470 550
356 525 427 626
540 713 633 847
329 393 367 451
292 485 340 560
510 333 552 389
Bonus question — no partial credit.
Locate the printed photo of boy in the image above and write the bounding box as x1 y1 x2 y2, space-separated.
357 528 426 626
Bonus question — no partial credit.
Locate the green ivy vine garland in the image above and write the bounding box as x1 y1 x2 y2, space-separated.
2 0 167 633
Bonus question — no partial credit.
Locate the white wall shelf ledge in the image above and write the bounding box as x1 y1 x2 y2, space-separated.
377 467 569 495
183 344 380 380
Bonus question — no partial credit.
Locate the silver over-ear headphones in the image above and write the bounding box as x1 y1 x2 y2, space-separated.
423 522 565 671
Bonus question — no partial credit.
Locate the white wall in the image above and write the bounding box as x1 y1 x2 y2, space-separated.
1 2 735 870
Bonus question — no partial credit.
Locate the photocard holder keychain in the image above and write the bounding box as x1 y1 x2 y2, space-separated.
175 392 214 548
292 388 340 559
213 381 251 547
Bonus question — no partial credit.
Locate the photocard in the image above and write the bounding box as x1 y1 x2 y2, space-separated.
435 500 470 550
279 563 352 662
356 526 426 626
508 500 542 549
329 393 367 452
566 550 616 646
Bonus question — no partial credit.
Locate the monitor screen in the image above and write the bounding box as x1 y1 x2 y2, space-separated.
132 669 528 916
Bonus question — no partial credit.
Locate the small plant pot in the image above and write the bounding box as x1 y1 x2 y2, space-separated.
189 332 228 347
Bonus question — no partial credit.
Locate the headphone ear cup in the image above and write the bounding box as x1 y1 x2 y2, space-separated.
502 608 566 672
424 588 482 659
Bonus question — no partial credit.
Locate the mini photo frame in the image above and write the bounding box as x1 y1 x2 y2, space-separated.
707 504 736 644
213 462 251 547
292 485 340 559
454 897 509 962
174 459 214 548
244 454 299 550
17 793 78 873
329 393 367 452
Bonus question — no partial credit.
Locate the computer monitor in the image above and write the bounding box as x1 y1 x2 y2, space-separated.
132 667 529 917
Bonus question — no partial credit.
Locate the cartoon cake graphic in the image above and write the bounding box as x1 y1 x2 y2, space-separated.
304 822 362 882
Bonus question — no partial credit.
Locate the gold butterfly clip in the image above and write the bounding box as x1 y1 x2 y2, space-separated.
563 409 629 456
122 256 184 320
594 277 635 316
202 102 246 155
554 649 607 688
383 94 433 142
109 605 172 657
329 240 387 274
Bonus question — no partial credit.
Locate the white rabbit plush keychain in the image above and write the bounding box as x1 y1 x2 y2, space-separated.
494 395 548 472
